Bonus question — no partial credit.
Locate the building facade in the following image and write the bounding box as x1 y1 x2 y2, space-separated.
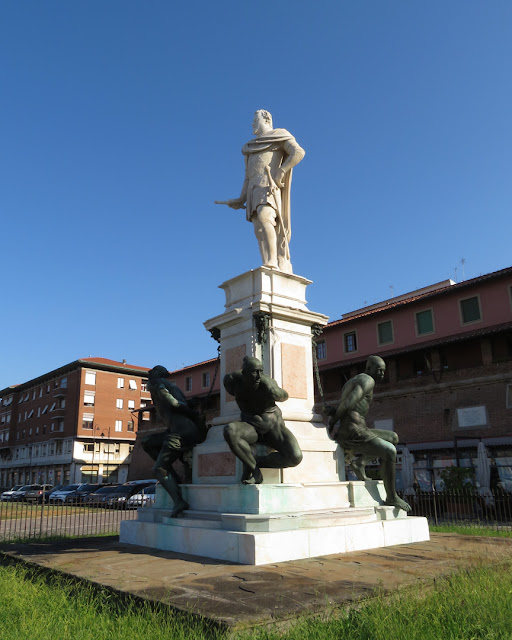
314 266 512 490
0 358 152 488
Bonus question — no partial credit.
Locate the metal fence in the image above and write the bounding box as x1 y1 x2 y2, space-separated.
399 488 512 531
1 488 511 544
0 498 141 542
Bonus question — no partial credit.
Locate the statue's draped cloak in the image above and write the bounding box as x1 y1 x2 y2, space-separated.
241 128 295 243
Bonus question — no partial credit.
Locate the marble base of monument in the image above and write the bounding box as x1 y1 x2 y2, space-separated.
120 481 429 565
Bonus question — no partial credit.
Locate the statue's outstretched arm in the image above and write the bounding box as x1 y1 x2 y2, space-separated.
215 157 248 209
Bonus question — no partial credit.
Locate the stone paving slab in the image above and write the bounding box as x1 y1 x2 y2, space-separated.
1 533 512 631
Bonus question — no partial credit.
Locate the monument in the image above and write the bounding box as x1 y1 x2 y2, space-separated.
120 111 429 564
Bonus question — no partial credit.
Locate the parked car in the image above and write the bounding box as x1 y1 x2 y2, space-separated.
25 484 54 503
83 484 121 506
10 484 42 502
1 485 23 501
48 484 82 503
64 483 109 504
126 484 156 509
103 482 155 509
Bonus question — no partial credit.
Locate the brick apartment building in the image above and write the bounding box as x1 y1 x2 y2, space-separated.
0 358 152 488
133 266 512 491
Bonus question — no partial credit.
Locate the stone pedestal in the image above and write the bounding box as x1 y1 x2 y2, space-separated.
120 481 430 565
119 268 430 564
197 267 339 485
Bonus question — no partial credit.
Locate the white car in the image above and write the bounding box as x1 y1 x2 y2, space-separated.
1 485 23 501
126 485 156 508
48 484 82 503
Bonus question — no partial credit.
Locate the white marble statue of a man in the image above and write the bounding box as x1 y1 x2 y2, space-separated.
216 110 305 274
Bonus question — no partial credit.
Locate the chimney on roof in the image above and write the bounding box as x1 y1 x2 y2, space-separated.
122 359 126 364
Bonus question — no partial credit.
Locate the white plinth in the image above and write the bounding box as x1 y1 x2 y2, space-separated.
198 267 338 485
119 481 430 565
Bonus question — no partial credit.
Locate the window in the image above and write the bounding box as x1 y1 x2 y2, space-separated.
344 332 357 353
82 414 94 430
61 377 67 388
83 443 94 453
115 420 123 432
316 341 326 360
185 376 192 392
141 381 148 392
377 320 394 345
39 387 43 398
32 390 36 400
46 384 50 394
416 309 434 336
129 379 137 390
128 400 135 410
42 404 48 414
374 418 394 431
202 371 211 388
83 393 95 407
117 378 125 389
50 402 56 412
84 371 96 386
27 410 33 419
116 399 124 410
58 420 64 432
127 421 134 432
460 296 481 324
507 384 512 409
60 398 66 408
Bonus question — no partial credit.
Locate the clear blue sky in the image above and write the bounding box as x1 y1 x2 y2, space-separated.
1 1 511 389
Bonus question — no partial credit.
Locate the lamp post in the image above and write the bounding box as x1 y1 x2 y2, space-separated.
92 425 101 483
101 427 111 482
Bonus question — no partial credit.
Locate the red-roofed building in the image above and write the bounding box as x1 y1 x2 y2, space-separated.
0 358 153 488
313 266 512 490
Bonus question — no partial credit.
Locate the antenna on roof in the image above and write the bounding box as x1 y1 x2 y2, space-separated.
454 266 458 283
461 258 466 281
389 285 394 298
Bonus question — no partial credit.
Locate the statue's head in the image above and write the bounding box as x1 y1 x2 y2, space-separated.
148 365 169 380
365 356 386 382
242 356 263 388
253 109 273 135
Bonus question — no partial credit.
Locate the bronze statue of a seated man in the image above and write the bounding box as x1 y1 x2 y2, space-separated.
223 356 302 484
326 356 411 512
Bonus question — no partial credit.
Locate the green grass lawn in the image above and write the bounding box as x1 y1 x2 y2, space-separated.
1 526 511 639
2 558 512 640
430 524 512 538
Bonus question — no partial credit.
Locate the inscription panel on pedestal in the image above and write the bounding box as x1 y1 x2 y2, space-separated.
281 343 308 399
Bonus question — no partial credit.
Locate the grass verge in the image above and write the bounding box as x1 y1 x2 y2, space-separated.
240 561 512 639
2 555 512 639
430 524 512 537
0 561 225 640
